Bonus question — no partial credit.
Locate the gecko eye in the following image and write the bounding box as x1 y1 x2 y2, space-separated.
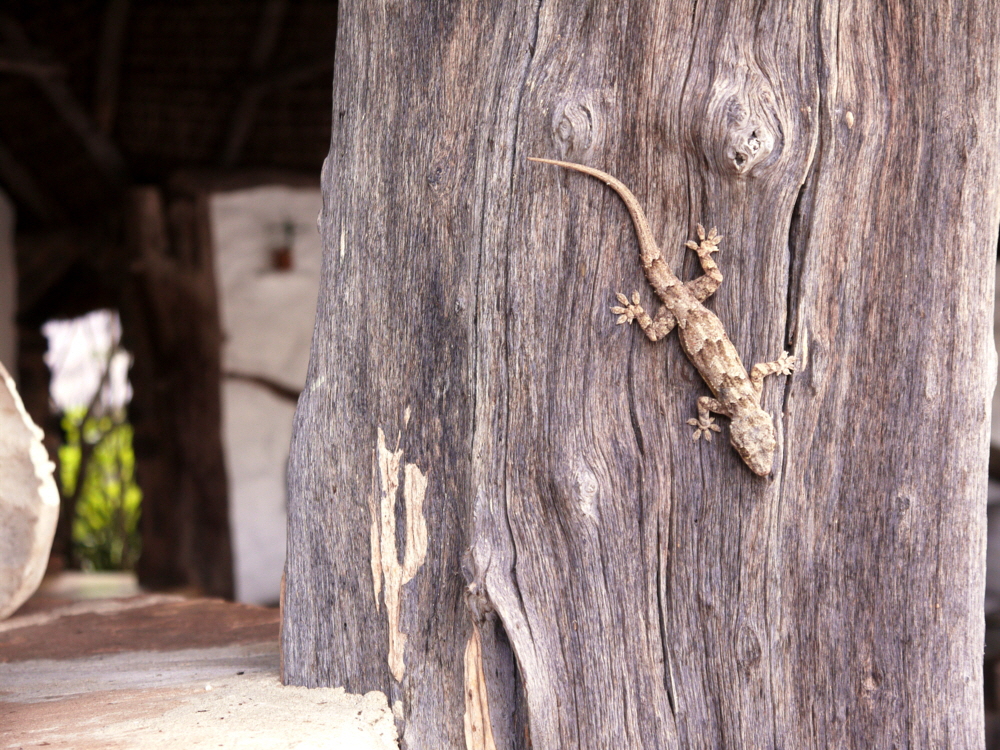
729 409 776 476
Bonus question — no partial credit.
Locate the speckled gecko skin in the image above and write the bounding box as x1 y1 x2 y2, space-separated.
529 157 794 476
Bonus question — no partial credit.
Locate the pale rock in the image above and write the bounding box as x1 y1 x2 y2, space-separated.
0 361 59 620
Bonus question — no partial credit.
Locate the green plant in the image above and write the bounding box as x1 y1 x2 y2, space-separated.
59 407 142 571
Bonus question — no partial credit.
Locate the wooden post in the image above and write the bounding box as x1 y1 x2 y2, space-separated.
282 1 1000 747
122 185 233 598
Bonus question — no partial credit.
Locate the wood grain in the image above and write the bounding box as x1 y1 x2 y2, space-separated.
282 1 1000 747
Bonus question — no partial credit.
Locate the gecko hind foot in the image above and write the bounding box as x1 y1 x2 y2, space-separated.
610 291 644 325
687 415 722 442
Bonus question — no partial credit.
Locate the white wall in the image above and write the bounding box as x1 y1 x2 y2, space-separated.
0 188 15 374
210 185 322 605
987 262 1000 615
993 262 1000 447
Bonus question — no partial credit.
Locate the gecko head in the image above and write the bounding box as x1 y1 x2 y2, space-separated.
728 407 776 477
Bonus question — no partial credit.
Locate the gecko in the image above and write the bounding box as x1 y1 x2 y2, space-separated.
528 157 794 476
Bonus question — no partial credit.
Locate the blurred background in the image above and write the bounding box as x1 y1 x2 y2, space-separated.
0 0 335 606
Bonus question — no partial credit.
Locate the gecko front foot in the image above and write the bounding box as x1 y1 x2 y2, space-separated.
776 351 796 375
610 291 644 326
687 415 722 442
685 224 722 258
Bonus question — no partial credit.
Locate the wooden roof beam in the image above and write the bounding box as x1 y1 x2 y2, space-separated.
0 47 62 77
249 0 287 71
0 14 127 187
219 56 334 169
219 0 297 169
0 136 65 224
92 0 130 135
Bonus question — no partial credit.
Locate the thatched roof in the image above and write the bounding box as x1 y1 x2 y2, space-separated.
0 0 335 232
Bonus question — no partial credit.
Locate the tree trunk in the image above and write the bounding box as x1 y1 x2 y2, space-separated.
282 1 1000 748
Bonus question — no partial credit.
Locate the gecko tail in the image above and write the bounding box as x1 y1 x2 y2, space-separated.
527 157 661 264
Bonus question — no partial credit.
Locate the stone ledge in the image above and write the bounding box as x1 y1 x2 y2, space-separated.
0 593 396 749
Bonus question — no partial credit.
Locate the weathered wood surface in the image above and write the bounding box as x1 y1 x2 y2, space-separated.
283 1 1000 748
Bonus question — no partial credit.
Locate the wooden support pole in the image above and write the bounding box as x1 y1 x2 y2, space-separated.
121 186 233 598
281 0 1000 747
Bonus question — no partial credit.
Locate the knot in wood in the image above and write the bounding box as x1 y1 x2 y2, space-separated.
724 122 773 175
426 164 446 187
464 582 496 624
573 462 600 522
860 668 883 702
551 92 609 156
703 74 779 176
736 623 762 672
